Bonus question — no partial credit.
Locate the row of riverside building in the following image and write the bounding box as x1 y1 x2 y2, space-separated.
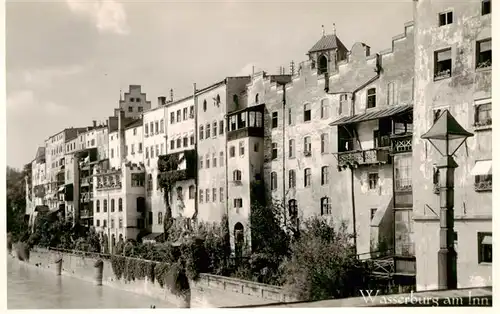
24 0 492 292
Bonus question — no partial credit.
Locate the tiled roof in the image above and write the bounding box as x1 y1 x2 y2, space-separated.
309 34 341 53
330 105 413 126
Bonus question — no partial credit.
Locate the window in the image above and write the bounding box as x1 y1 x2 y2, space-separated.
138 106 143 112
96 200 100 213
212 188 217 202
205 123 211 138
216 94 221 104
213 121 217 137
183 136 188 147
272 142 278 160
303 103 311 122
272 112 278 128
155 121 159 134
220 151 224 166
229 146 235 157
288 199 298 220
158 212 163 225
304 168 311 187
482 0 491 15
170 112 175 124
320 197 331 215
255 93 259 104
371 208 377 221
238 112 246 128
199 125 204 140
150 122 154 134
176 138 181 148
304 136 311 156
190 135 195 145
395 155 412 191
438 11 453 26
271 172 278 190
188 185 195 199
233 170 242 181
183 108 188 120
289 139 295 158
219 120 224 135
387 82 396 105
367 88 376 108
320 99 329 119
103 199 108 212
103 219 107 228
289 169 296 188
320 133 328 154
233 95 239 107
288 108 293 125
239 141 245 156
119 218 123 228
189 106 194 118
478 232 492 263
339 94 348 115
230 115 237 131
118 198 122 212
170 140 175 150
96 219 100 227
206 154 210 168
368 173 379 190
254 142 259 152
128 106 133 112
476 39 492 69
205 188 210 202
199 189 204 203
234 198 242 209
199 157 203 169
321 166 329 185
475 103 492 126
176 187 183 200
220 187 224 202
203 99 207 112
111 199 115 212
434 48 452 80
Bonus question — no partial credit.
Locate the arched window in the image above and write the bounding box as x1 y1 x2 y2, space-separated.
233 170 242 181
320 99 329 119
189 185 195 199
255 93 259 104
118 198 122 212
203 99 207 112
176 186 183 200
233 95 239 107
96 200 100 213
158 212 163 225
103 199 108 212
234 222 244 258
321 197 331 215
318 55 328 74
111 198 115 212
271 172 278 190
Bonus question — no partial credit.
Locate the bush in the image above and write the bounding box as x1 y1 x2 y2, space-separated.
154 262 170 287
111 255 126 280
280 217 370 301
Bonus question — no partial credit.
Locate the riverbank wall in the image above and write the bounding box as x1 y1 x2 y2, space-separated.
14 247 295 308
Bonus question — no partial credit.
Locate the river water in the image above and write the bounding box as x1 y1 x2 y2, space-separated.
7 257 176 309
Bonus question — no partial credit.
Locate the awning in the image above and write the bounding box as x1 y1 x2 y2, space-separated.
57 186 65 192
470 160 492 176
482 235 492 245
330 104 413 126
142 232 163 241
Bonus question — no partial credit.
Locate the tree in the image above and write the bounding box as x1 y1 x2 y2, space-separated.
280 217 370 301
6 166 29 242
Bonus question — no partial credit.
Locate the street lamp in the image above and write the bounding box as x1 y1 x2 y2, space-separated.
421 109 473 290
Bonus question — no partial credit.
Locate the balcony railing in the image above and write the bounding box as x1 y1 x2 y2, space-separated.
391 134 412 154
96 181 122 191
337 147 390 168
80 192 93 203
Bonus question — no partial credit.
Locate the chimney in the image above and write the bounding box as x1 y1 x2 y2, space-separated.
93 120 97 128
170 89 174 102
333 23 336 36
158 96 167 107
322 25 325 37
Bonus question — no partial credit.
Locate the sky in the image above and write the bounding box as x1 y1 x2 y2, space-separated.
6 0 413 170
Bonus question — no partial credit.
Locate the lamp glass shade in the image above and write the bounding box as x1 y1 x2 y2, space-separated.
421 109 473 156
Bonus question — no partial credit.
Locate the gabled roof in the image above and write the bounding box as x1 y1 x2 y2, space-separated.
308 34 345 53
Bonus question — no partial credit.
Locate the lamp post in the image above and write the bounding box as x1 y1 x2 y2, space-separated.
421 109 473 290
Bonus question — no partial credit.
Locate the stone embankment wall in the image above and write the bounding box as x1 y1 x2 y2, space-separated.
15 247 295 308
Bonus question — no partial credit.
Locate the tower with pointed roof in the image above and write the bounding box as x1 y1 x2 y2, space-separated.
307 24 348 75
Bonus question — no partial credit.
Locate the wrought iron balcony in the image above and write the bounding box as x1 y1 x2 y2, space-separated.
337 147 390 168
391 134 412 154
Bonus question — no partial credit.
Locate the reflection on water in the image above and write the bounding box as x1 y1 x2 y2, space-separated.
7 257 175 309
